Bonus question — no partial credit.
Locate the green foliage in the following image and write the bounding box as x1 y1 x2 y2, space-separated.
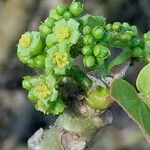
17 1 150 116
111 64 150 137
136 63 150 108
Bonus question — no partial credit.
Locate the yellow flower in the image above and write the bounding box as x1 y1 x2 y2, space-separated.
36 83 52 99
19 33 32 48
53 52 69 68
54 26 70 42
46 44 72 75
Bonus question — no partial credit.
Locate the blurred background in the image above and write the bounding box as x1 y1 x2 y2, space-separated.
0 0 150 150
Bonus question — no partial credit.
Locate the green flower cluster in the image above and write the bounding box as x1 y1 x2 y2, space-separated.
105 22 138 47
39 1 83 36
39 2 81 75
80 15 110 68
22 75 64 115
17 1 82 115
17 1 150 115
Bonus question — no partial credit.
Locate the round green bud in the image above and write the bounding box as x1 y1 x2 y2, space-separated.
46 34 56 48
122 22 130 29
131 25 138 35
83 55 95 67
92 26 104 40
144 31 150 41
99 46 110 59
56 4 68 16
105 23 112 31
112 22 121 31
83 35 94 45
132 47 143 57
93 44 101 56
39 24 52 36
69 1 83 17
85 86 112 110
63 11 72 19
83 26 92 35
44 18 55 28
120 33 131 42
82 46 93 55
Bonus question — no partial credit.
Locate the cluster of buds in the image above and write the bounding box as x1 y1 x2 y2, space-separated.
80 15 111 68
105 22 138 47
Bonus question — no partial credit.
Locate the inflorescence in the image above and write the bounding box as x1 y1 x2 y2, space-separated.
17 1 150 115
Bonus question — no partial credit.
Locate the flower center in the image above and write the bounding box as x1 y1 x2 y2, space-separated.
19 33 32 48
53 52 69 68
54 26 70 42
36 83 52 99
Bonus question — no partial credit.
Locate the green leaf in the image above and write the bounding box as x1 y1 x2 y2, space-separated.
107 49 131 73
136 63 150 101
111 79 150 136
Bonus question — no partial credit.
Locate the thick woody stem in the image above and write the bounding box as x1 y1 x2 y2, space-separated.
28 108 112 150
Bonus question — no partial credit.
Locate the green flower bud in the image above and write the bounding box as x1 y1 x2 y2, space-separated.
120 33 131 42
112 22 121 31
93 44 101 56
85 86 112 110
144 31 150 41
83 55 95 67
99 46 110 59
63 11 72 19
56 4 68 16
82 46 93 55
83 35 94 45
69 1 83 17
122 22 130 29
92 26 104 40
132 47 143 58
131 25 138 35
105 23 112 31
83 26 92 35
46 34 56 48
44 18 55 28
39 24 52 36
93 44 110 59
